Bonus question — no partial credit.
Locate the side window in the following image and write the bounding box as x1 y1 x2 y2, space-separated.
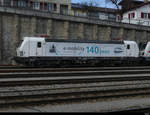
37 42 41 48
127 44 130 49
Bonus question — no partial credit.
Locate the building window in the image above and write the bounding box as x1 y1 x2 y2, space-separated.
141 12 150 19
0 1 2 5
47 3 58 12
18 0 26 7
88 12 99 19
25 0 29 7
108 13 116 21
4 0 11 6
12 0 18 7
74 10 79 16
30 1 33 8
50 3 57 12
60 5 68 15
143 13 148 18
33 2 40 10
48 3 53 11
40 2 44 10
44 2 48 10
128 12 135 19
54 4 57 11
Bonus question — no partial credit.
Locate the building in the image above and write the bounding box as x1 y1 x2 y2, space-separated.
33 0 71 14
71 3 118 21
0 0 71 14
121 1 150 26
0 0 120 21
119 0 144 13
0 0 118 20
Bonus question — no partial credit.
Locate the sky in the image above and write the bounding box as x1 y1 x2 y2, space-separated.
71 0 116 8
71 0 145 8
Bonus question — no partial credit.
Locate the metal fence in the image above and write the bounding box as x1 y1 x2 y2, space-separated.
1 4 150 27
120 18 150 26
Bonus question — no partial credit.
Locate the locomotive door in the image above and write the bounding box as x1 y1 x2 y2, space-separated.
36 42 43 56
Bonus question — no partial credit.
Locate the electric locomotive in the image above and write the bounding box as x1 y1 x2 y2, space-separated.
14 37 141 67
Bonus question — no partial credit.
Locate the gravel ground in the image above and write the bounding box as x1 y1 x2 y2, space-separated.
1 96 150 112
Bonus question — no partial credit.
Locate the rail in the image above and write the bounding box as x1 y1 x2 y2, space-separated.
0 66 150 112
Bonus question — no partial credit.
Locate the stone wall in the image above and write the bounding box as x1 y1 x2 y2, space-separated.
0 7 150 65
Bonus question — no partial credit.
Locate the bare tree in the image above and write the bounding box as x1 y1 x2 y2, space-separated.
106 0 122 10
78 0 100 12
105 0 123 21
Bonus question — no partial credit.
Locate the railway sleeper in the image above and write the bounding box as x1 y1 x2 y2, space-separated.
0 84 150 99
1 88 150 108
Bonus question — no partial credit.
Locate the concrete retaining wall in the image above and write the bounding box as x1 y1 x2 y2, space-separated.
0 6 150 64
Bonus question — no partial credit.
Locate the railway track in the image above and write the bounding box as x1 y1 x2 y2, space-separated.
1 66 150 110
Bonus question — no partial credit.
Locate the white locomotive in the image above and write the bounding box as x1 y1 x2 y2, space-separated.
14 37 150 67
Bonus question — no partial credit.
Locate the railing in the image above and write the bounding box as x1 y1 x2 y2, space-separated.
1 4 150 27
0 4 118 21
120 18 150 26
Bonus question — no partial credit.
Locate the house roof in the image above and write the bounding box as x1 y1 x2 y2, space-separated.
71 3 117 14
119 0 144 5
124 1 150 13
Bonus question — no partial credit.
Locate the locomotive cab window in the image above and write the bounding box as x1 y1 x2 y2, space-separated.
37 42 42 48
127 44 130 49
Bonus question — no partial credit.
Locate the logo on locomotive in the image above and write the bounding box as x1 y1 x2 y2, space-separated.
114 47 124 53
86 46 110 55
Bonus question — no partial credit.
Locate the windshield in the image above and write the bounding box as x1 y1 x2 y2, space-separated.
139 42 147 51
17 40 24 48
